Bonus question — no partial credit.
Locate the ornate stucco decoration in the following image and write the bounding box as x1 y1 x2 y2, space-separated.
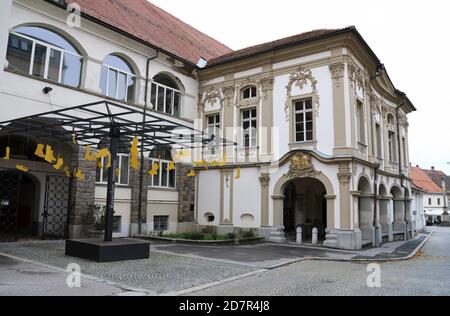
337 172 352 185
329 62 345 88
199 87 224 112
286 153 321 179
347 61 365 91
222 86 236 105
285 67 320 120
370 92 381 115
259 174 270 188
258 76 274 101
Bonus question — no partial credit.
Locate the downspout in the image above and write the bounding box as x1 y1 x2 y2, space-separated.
395 100 408 240
137 49 159 235
373 163 380 247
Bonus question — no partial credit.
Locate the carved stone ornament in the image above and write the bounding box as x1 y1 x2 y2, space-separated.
259 174 270 187
199 87 224 112
286 153 320 179
285 67 320 120
258 76 274 101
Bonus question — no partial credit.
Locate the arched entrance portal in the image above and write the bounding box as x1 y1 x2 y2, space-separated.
0 171 40 240
283 178 327 242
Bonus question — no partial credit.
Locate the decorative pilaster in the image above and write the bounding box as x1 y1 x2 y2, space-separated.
259 173 270 226
259 75 274 158
337 162 352 230
330 62 347 152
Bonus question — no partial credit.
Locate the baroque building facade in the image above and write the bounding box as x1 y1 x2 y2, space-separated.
0 0 416 250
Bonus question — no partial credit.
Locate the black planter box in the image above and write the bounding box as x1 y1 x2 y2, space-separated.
65 238 150 262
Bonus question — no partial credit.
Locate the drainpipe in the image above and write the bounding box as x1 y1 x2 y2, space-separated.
137 49 159 235
373 163 381 247
395 100 409 240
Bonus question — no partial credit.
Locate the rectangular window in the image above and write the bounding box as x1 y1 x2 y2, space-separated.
388 131 396 162
96 154 130 186
207 114 221 154
376 124 382 158
150 82 182 118
438 198 441 206
149 159 176 189
242 108 257 148
402 137 407 166
32 43 47 78
6 34 33 74
103 66 135 102
113 216 122 233
356 100 365 144
429 198 432 205
154 216 169 231
294 99 313 142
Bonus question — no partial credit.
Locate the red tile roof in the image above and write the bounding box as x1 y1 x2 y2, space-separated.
411 167 443 193
207 27 355 66
64 0 232 65
423 168 450 193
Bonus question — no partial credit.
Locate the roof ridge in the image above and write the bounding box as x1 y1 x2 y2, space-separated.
207 26 356 66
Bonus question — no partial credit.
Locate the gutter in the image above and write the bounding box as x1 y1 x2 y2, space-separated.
137 50 160 235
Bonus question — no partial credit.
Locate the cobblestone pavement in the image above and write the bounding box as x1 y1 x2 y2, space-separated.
0 241 256 295
185 227 450 296
0 255 123 296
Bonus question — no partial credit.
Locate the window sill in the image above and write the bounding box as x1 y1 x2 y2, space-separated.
95 183 132 188
148 187 177 192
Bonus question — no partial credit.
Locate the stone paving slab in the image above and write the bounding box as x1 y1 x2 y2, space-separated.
0 241 257 295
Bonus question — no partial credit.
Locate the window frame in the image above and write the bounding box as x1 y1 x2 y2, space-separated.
206 113 221 154
293 98 314 143
242 86 257 100
356 98 366 145
96 153 130 186
150 81 182 117
101 62 135 103
388 131 396 163
153 215 169 232
8 31 82 86
148 158 176 189
241 108 258 149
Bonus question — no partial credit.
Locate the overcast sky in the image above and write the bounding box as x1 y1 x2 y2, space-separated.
151 0 450 174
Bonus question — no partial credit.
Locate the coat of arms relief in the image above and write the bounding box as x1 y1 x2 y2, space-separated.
286 153 321 178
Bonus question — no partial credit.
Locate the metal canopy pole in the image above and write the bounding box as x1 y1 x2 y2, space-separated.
104 126 120 242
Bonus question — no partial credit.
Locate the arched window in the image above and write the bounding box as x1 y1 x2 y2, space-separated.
6 26 83 87
242 86 257 100
100 55 136 103
151 73 182 117
149 146 175 188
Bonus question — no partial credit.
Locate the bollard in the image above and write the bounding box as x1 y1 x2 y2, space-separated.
296 226 302 244
312 227 318 245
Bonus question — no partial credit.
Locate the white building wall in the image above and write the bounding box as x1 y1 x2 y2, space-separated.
233 168 261 228
197 170 221 226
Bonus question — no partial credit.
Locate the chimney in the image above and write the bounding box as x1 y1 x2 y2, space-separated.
431 166 435 171
416 165 419 168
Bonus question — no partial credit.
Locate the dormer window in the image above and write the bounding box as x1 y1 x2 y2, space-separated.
242 86 257 100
